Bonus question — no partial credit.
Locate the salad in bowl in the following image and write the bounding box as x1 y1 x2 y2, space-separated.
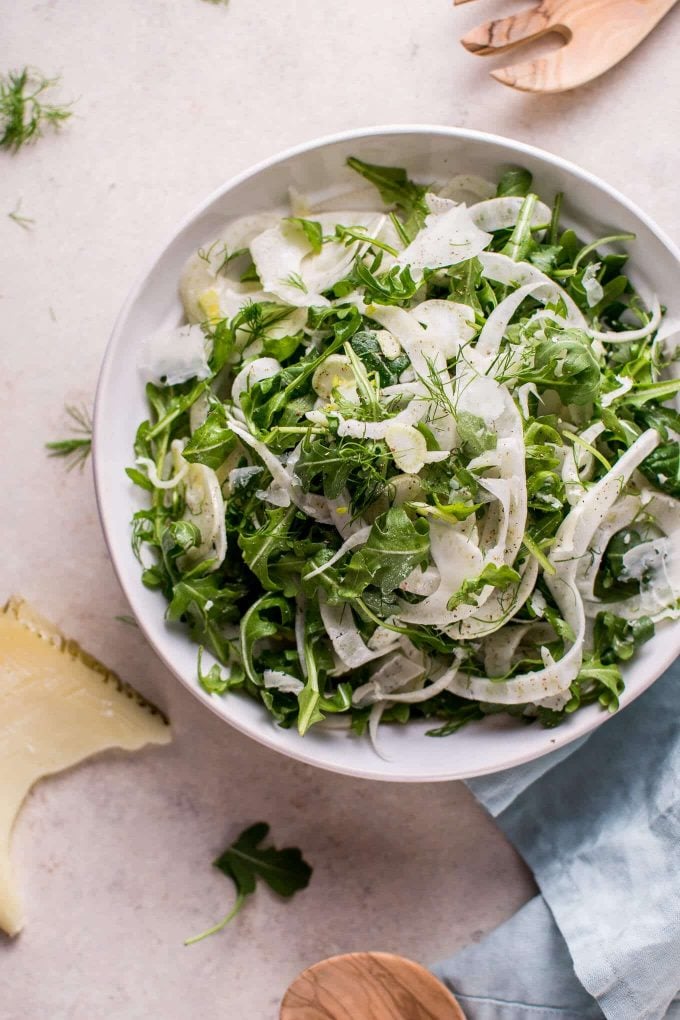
125 151 680 755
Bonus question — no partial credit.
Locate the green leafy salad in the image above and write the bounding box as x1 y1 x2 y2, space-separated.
129 157 680 745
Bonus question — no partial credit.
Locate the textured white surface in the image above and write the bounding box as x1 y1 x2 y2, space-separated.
2 0 679 1016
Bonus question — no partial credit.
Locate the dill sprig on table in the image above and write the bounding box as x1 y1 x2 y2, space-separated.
0 68 72 152
46 405 93 470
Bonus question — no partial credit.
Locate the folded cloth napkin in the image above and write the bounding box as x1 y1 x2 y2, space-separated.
433 660 680 1020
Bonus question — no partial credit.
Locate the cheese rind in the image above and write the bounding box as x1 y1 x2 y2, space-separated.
0 597 171 937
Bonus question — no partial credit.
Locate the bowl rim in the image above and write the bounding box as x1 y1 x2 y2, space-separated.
93 123 680 782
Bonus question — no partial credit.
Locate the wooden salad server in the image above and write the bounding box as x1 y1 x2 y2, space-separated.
456 0 679 92
280 951 466 1020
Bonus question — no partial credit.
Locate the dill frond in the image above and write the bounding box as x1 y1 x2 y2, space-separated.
0 68 72 152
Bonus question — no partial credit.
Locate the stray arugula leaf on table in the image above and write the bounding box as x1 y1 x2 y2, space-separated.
185 822 312 945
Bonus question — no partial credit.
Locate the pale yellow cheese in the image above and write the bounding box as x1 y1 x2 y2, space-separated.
0 597 171 937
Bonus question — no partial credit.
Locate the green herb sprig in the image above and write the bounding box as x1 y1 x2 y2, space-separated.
185 823 312 945
0 68 72 152
46 404 92 469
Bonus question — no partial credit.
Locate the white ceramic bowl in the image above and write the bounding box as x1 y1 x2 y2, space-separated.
94 125 680 782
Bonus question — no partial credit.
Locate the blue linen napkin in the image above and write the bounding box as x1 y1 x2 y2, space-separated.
433 660 680 1020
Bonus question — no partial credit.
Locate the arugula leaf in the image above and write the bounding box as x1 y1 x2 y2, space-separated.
284 217 323 254
447 563 521 611
184 822 312 945
349 330 410 386
408 498 481 524
501 193 538 263
239 507 297 589
512 329 601 405
161 520 202 558
295 433 389 513
197 648 245 695
622 378 680 408
496 167 532 197
572 659 625 712
639 442 680 497
344 508 430 595
356 262 419 306
335 223 398 258
346 156 429 239
456 411 497 458
239 593 293 686
182 404 236 469
592 611 655 664
631 402 680 440
596 529 648 600
444 257 496 319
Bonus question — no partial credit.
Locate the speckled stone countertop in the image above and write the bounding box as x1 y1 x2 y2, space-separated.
3 1 679 1016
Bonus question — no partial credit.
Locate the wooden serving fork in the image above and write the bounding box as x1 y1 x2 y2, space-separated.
457 0 678 92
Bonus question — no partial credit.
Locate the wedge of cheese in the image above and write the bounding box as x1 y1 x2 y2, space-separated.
0 597 171 937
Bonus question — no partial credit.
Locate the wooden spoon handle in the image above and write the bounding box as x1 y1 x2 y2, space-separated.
280 952 466 1020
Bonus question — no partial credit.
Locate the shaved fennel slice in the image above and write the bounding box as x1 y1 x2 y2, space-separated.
137 440 189 490
181 463 227 570
624 531 680 618
479 252 587 324
483 622 555 679
398 384 527 627
382 657 463 704
468 197 551 233
577 495 642 606
551 429 661 577
395 204 491 274
368 304 459 449
446 557 539 640
437 174 495 202
384 422 448 473
454 432 668 703
397 521 484 625
250 211 385 307
310 186 391 213
324 493 366 539
651 317 680 375
450 572 586 705
311 354 357 400
319 595 399 670
411 300 476 360
582 494 680 621
352 653 426 707
471 276 581 372
601 376 634 407
231 357 281 408
303 526 371 580
589 296 662 343
562 421 607 505
139 324 211 386
368 306 445 375
517 382 539 419
179 212 280 321
263 670 304 695
226 418 294 502
399 565 441 597
295 596 307 679
226 418 330 522
368 626 405 653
